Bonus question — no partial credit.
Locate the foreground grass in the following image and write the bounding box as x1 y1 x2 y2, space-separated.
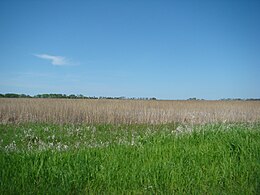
0 123 260 194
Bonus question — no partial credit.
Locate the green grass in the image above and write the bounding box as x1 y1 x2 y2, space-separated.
0 123 260 194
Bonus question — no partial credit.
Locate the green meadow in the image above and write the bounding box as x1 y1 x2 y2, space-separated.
0 123 260 194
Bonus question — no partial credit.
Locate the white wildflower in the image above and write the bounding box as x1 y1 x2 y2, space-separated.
5 141 17 152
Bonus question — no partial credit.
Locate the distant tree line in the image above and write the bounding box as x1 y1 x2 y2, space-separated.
0 93 32 98
186 97 260 101
219 98 260 101
0 93 157 100
0 93 259 101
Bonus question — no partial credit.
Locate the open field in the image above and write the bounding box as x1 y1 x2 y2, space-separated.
1 123 260 194
1 98 260 124
1 99 260 194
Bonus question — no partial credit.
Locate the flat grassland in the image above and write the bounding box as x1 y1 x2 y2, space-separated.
0 99 260 194
1 98 260 124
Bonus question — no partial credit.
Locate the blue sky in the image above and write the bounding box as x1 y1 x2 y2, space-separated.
0 0 259 99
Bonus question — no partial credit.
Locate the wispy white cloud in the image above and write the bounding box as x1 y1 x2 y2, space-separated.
34 54 72 66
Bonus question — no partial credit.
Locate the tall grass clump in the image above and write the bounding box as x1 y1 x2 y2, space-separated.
1 123 260 194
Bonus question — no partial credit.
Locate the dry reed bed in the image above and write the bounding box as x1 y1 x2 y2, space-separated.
0 98 260 124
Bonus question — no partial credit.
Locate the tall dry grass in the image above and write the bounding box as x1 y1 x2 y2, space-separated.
0 98 260 124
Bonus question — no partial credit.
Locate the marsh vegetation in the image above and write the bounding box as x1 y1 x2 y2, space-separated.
0 99 260 194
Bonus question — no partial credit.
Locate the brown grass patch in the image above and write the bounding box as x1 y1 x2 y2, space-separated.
0 98 260 124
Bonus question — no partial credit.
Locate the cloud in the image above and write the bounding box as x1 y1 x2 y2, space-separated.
34 54 71 66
